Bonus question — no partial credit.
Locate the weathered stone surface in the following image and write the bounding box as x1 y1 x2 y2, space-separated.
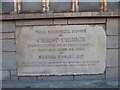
2 52 17 70
1 11 119 20
0 71 1 82
54 19 67 25
106 49 118 67
1 33 15 39
107 18 119 35
19 77 37 81
68 18 106 24
74 74 105 80
37 76 73 81
107 36 118 48
99 24 106 30
2 21 15 32
10 71 18 80
0 39 1 54
2 40 16 51
0 32 1 74
16 25 106 76
106 67 119 80
0 21 2 32
2 80 119 88
2 71 10 81
16 19 53 26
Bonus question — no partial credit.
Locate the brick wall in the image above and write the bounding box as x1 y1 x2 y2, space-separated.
1 16 119 81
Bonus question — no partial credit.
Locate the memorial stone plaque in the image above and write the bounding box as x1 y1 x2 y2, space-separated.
16 25 106 76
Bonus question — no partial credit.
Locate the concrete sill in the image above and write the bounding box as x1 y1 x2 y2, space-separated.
1 11 119 20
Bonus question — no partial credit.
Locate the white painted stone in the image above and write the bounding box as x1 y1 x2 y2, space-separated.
16 25 106 76
99 24 106 30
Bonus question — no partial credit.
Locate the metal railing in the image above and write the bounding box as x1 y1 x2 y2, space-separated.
2 0 108 14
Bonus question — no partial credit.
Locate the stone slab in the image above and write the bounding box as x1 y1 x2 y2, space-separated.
107 36 118 48
2 80 118 88
107 18 119 35
2 11 118 20
106 49 118 67
16 25 106 76
2 40 16 51
2 52 17 70
1 33 15 39
2 71 10 81
16 19 53 26
37 76 73 81
106 67 119 80
54 19 67 25
10 71 18 80
68 18 106 24
2 21 15 32
74 74 105 80
18 76 37 81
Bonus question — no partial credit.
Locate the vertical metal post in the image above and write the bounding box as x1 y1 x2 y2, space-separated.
42 0 46 12
17 0 21 13
104 0 107 11
100 0 107 11
75 0 79 12
100 0 104 11
46 0 50 12
72 0 75 12
14 0 18 13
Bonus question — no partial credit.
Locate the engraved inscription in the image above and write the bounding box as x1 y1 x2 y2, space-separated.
16 25 106 76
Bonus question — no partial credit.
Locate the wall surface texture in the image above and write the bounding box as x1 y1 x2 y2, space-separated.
1 11 119 88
